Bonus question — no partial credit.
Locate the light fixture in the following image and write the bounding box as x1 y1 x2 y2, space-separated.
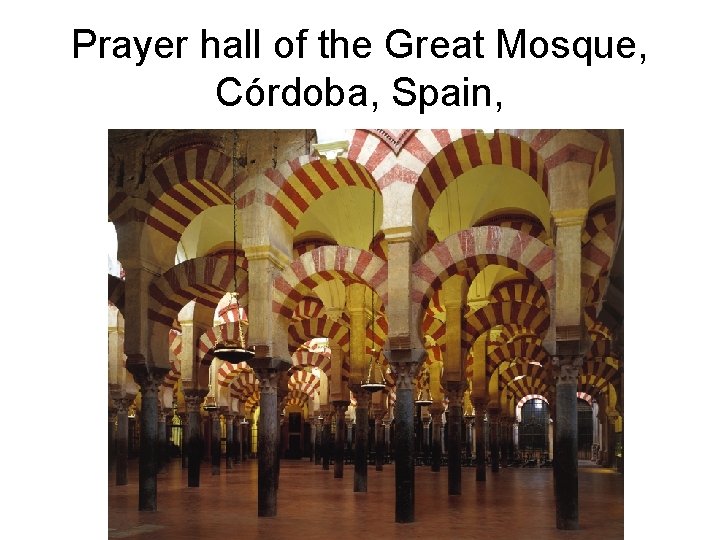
361 188 387 393
203 395 219 412
415 387 433 406
211 130 255 364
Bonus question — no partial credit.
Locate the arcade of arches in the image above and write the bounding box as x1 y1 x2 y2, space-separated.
108 128 624 533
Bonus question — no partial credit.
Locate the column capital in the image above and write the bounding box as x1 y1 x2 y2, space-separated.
552 355 583 383
113 397 132 413
444 381 465 405
351 387 371 408
184 389 209 413
126 364 169 392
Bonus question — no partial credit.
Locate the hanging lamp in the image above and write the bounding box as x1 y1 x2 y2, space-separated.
360 188 387 393
415 387 433 406
212 130 255 364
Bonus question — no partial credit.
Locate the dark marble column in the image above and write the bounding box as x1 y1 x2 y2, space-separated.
157 408 168 473
488 407 500 473
314 417 323 465
225 413 234 469
374 412 385 470
114 399 130 486
473 400 486 481
255 367 281 517
554 356 581 530
128 365 168 512
391 358 419 523
607 413 618 470
430 405 443 472
422 416 431 464
207 407 221 475
446 383 463 495
499 416 508 467
109 408 117 472
353 390 370 492
179 413 188 468
322 412 332 470
233 416 243 464
184 391 207 487
333 401 349 479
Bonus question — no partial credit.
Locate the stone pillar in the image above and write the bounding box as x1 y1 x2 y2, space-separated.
246 417 255 460
422 416 431 464
499 416 508 467
473 400 486 481
114 399 130 486
430 405 443 472
225 414 234 469
184 390 206 487
391 358 419 523
206 407 219 475
109 408 117 472
178 413 188 468
234 416 243 464
333 401 349 479
254 366 282 517
607 410 618 470
446 383 463 495
488 406 500 473
128 366 168 512
314 417 323 465
322 409 332 470
554 356 582 530
157 407 167 473
353 390 370 492
374 412 385 470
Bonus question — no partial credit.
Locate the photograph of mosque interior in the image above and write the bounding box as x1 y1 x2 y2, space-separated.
108 128 623 538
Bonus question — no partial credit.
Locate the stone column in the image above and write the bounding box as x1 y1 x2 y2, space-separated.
157 407 167 473
314 417 323 465
246 417 255 460
114 399 130 486
499 416 508 467
473 401 486 481
488 406 500 473
554 356 582 530
430 405 443 472
234 416 243 464
322 409 332 470
374 412 385 470
225 413 234 470
254 366 282 517
207 407 221 475
446 382 463 495
607 410 618 470
391 358 419 523
128 366 168 512
178 413 188 468
422 416 431 465
353 389 370 492
333 401 349 479
109 408 117 472
184 391 206 487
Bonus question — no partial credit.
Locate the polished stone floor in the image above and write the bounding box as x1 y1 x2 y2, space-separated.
109 459 623 539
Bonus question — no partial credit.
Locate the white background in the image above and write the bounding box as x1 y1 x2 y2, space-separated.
1 0 716 535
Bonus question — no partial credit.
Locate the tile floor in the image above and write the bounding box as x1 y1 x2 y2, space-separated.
109 459 623 539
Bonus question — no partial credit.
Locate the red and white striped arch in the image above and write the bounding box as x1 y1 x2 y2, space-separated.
515 394 550 417
148 254 248 326
473 212 550 245
138 145 252 250
411 227 555 314
162 330 183 388
292 297 325 321
462 302 550 351
488 280 548 309
292 350 332 374
287 317 350 354
486 338 551 377
267 156 379 230
289 370 321 396
273 246 388 320
197 321 249 366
